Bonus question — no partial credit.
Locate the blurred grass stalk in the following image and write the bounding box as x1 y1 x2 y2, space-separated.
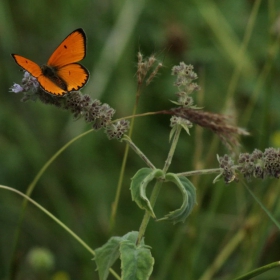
190 1 279 279
86 0 146 99
198 0 262 167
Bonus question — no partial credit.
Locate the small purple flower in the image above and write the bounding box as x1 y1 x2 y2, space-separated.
10 71 40 96
10 83 24 93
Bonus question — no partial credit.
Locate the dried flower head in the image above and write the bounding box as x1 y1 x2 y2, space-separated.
92 103 116 130
10 70 128 140
105 119 130 140
137 52 162 88
238 152 256 181
171 62 200 108
170 115 192 128
172 63 198 86
216 148 280 184
169 115 193 140
217 154 237 183
263 148 280 178
170 62 248 151
172 107 248 151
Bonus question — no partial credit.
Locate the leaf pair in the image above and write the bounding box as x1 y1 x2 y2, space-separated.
130 168 197 224
94 231 154 280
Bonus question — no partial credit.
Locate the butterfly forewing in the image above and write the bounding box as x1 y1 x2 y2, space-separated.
12 54 43 78
47 28 87 68
56 63 89 92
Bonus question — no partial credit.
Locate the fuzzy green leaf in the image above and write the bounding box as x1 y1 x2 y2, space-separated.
169 125 177 141
94 231 142 280
181 123 191 135
94 236 122 280
130 168 164 218
159 173 197 224
213 172 223 183
122 231 144 245
169 100 182 105
120 240 154 280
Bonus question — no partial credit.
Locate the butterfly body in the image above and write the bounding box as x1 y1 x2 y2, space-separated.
12 28 89 96
41 64 68 91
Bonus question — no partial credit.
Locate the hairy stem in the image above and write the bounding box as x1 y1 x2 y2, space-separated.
136 126 182 245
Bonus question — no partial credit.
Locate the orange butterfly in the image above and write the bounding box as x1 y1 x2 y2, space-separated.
12 28 89 96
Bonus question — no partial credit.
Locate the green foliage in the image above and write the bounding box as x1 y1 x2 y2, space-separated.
94 236 122 280
130 168 164 218
2 0 280 279
94 231 154 280
120 240 154 280
131 169 197 224
161 174 196 224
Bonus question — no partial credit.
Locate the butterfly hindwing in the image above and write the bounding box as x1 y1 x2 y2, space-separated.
47 28 87 68
37 75 67 95
56 63 89 92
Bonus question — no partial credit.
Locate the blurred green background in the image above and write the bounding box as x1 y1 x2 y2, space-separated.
1 0 280 279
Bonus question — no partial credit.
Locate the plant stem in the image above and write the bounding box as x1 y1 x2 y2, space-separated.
109 87 139 231
122 136 156 169
26 129 94 200
4 185 95 254
198 228 246 280
112 110 173 123
9 129 93 279
1 185 121 280
233 261 280 280
244 181 280 229
110 140 130 231
136 180 163 245
137 126 182 245
176 168 222 177
163 126 182 173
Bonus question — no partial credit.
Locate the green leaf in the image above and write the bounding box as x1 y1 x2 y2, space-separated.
94 236 122 280
159 173 197 224
94 231 141 280
169 125 177 142
169 100 181 105
213 172 223 183
130 168 164 218
120 240 154 280
181 123 190 135
122 231 144 245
